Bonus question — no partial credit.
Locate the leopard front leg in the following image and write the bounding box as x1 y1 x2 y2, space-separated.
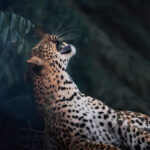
116 123 150 149
70 140 120 150
44 120 61 150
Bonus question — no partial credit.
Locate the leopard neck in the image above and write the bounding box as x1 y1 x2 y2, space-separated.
32 65 82 110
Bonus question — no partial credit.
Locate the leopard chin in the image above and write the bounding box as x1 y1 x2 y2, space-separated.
57 41 76 57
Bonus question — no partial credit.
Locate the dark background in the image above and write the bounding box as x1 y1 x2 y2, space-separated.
0 0 150 149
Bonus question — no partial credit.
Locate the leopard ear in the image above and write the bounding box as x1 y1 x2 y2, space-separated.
27 56 50 74
27 56 44 66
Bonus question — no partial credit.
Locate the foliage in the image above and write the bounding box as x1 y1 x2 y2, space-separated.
0 11 36 85
0 11 39 129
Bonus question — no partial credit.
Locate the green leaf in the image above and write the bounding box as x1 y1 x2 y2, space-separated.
19 17 25 34
1 26 9 43
0 11 35 46
0 12 4 32
11 30 18 43
25 20 32 34
10 13 17 31
17 38 25 53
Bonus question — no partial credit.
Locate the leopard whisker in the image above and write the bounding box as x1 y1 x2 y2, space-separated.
58 28 80 38
59 33 80 42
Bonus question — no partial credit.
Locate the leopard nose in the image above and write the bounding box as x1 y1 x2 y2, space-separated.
60 45 71 54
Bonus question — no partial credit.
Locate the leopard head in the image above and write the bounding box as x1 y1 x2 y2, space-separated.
30 34 76 70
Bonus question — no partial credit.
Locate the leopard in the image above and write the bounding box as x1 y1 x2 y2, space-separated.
26 34 150 150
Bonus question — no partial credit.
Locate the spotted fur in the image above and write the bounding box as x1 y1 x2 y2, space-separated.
27 34 150 150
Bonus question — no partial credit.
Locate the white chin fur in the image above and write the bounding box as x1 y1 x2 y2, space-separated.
70 44 76 56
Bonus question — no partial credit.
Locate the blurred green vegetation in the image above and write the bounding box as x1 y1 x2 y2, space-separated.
0 0 150 149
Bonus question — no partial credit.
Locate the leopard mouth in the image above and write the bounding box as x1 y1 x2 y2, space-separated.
57 42 71 54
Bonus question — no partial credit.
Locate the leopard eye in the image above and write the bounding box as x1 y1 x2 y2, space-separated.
52 39 59 48
57 41 63 52
52 39 59 43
